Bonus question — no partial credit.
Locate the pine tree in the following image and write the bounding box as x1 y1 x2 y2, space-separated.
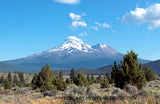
13 74 19 86
143 66 155 81
4 79 11 90
7 72 12 83
0 75 5 85
59 70 63 79
111 50 146 89
101 76 110 88
70 68 76 82
74 72 88 87
32 64 55 92
53 76 67 91
111 61 119 83
91 74 94 82
18 72 25 86
87 74 92 85
66 78 72 84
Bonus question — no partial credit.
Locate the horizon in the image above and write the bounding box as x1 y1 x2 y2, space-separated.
0 0 160 61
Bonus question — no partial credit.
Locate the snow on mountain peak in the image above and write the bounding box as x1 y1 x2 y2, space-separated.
47 36 92 53
67 36 82 42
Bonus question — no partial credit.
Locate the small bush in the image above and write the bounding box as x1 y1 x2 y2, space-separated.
124 84 138 96
101 76 110 88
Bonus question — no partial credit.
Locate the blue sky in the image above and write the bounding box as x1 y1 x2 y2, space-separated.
0 0 160 61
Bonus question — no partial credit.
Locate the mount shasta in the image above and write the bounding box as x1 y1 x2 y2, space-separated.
2 36 149 73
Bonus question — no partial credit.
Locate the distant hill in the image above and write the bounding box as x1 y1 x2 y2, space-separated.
143 60 160 75
0 62 22 72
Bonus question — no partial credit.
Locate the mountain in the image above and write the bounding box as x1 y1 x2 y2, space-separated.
143 60 160 75
3 36 149 73
0 62 22 72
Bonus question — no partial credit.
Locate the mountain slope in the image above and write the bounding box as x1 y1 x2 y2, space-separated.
3 36 150 73
143 60 160 75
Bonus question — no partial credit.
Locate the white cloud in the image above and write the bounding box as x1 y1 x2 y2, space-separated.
69 13 81 21
94 22 111 28
122 3 160 29
79 32 87 37
72 21 87 28
69 13 87 28
54 0 80 4
112 31 118 34
91 26 98 31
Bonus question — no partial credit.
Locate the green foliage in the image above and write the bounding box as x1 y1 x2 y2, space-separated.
53 76 67 91
18 72 26 86
0 75 5 85
4 79 11 90
32 64 55 92
13 74 19 86
66 78 72 84
91 74 94 81
70 68 76 81
32 64 67 92
143 66 155 81
59 70 63 79
7 72 12 83
74 72 88 87
101 76 110 88
87 74 93 85
111 50 146 89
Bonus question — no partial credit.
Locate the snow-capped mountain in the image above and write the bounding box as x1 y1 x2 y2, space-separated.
4 36 149 73
29 36 121 58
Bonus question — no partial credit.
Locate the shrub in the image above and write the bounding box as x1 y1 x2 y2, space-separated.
53 76 67 91
101 76 110 88
124 84 138 95
31 64 55 92
74 72 88 87
143 66 155 81
4 79 11 90
111 50 146 89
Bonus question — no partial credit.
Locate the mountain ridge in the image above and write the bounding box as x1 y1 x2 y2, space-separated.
2 36 150 73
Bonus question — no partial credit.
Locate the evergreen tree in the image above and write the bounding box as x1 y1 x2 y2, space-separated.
59 70 63 79
53 76 67 91
70 68 76 82
111 50 146 89
143 66 155 81
91 74 94 82
18 72 25 85
74 72 88 87
4 79 11 90
87 74 92 85
7 72 12 83
0 75 5 85
32 64 55 92
101 76 110 88
105 72 111 83
13 74 19 86
111 61 119 83
66 78 72 84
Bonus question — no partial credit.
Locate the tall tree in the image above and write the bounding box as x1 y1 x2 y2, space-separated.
74 72 88 87
0 75 5 85
111 50 146 89
18 72 25 85
32 64 54 92
13 74 19 85
70 68 76 81
59 70 63 79
7 72 12 83
91 74 94 81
